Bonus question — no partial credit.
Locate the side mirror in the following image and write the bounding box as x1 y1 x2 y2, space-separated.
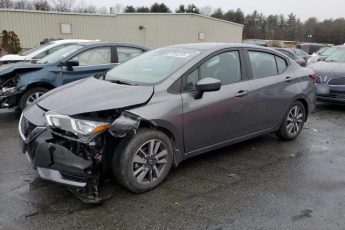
194 77 221 99
63 60 79 70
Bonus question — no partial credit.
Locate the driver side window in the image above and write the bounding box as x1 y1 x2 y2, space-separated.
183 51 241 91
72 47 111 66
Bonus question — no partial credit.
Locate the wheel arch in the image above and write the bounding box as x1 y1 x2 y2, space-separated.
24 82 55 91
295 98 309 121
138 120 184 167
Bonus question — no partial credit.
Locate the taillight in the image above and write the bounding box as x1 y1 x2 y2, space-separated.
310 73 317 82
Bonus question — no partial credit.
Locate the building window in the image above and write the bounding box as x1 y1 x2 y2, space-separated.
198 32 205 40
60 23 72 34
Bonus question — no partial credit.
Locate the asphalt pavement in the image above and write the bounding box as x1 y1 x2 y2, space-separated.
0 103 345 230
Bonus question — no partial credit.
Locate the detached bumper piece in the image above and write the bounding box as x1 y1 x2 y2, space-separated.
34 141 92 187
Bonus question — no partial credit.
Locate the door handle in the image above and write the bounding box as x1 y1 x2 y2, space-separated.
285 76 292 82
235 90 248 98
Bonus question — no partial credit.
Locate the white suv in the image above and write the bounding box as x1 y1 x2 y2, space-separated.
0 39 98 64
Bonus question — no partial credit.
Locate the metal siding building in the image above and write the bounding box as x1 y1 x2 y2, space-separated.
0 9 243 49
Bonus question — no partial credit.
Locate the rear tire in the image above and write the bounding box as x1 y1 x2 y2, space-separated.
276 101 306 140
19 87 49 110
113 129 174 193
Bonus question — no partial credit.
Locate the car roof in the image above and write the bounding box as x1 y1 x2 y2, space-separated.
75 41 149 50
165 42 270 50
51 39 98 44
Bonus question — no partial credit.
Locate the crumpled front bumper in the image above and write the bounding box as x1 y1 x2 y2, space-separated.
19 115 93 187
0 87 24 108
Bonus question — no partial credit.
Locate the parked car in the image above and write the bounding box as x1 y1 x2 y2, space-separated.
0 39 96 65
307 46 339 65
288 48 311 62
0 42 148 110
309 47 345 103
297 43 330 55
242 39 268 47
274 48 307 66
19 43 316 203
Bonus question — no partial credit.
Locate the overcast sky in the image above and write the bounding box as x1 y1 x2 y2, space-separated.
84 0 344 21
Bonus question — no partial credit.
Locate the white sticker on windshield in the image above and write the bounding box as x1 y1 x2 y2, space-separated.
164 52 192 58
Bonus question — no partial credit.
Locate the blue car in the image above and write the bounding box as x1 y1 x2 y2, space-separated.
0 42 148 110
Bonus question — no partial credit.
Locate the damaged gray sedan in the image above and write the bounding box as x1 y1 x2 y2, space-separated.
19 43 316 203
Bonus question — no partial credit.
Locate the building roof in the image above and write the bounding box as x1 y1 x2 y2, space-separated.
0 9 244 28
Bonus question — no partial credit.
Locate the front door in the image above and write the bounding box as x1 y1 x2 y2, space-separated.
62 46 115 84
182 50 253 153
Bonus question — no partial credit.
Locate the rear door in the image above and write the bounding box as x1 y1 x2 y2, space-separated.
244 49 298 132
62 46 115 84
182 49 253 153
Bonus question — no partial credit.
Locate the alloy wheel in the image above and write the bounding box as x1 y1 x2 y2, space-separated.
26 92 44 106
286 105 304 136
132 139 168 185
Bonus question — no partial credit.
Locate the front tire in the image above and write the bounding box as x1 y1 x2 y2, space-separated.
19 87 49 110
276 101 306 140
113 129 174 193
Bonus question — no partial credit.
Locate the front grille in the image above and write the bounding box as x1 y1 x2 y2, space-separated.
20 116 37 138
328 77 345 86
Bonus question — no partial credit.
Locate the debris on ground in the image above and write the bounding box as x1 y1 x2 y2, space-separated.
292 209 313 221
224 173 240 179
25 211 39 219
289 152 304 158
304 126 319 133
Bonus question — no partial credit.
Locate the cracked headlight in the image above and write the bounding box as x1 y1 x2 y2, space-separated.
44 111 110 136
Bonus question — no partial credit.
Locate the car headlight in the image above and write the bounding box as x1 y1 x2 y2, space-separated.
44 111 110 136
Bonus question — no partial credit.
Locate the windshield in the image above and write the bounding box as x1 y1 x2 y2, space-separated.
22 42 54 56
321 47 338 56
37 44 83 64
105 47 202 85
316 47 328 54
324 49 345 62
292 49 308 56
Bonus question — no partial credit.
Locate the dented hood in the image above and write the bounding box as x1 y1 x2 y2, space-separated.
0 54 26 62
37 77 154 115
0 62 45 78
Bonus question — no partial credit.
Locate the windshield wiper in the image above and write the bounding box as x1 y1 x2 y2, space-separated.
110 80 135 86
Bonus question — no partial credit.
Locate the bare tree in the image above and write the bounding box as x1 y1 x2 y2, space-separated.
50 0 75 12
33 0 50 11
200 6 213 16
74 0 96 13
97 6 107 14
84 3 96 13
0 0 13 8
110 3 123 14
13 0 34 10
73 0 85 12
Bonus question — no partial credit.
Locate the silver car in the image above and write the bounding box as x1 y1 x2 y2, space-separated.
19 43 316 203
